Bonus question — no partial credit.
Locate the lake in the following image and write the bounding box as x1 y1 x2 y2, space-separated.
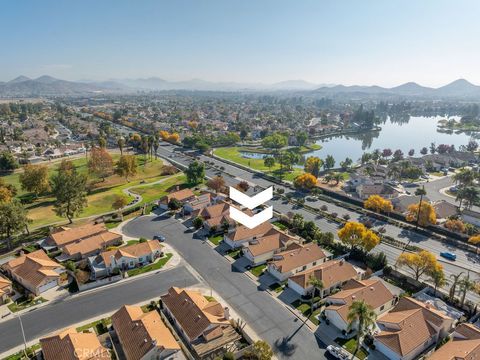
242 116 477 164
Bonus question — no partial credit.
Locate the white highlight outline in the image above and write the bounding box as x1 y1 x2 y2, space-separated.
230 206 273 229
229 186 273 210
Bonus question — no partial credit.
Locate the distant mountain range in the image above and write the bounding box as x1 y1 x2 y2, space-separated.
1 75 480 98
314 79 480 98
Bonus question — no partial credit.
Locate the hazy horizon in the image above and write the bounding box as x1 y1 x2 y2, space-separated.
2 0 480 87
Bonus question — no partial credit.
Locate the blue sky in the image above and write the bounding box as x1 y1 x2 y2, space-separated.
1 0 479 86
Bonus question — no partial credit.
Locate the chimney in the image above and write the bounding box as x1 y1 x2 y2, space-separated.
224 307 230 320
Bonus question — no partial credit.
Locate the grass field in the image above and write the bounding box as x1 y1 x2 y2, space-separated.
129 173 187 203
214 147 304 181
127 253 173 277
335 338 369 360
1 154 183 228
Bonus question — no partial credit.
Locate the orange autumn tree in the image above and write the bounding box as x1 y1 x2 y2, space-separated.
337 221 380 251
293 173 317 189
159 130 180 144
397 250 442 281
406 201 436 227
469 234 480 253
364 195 393 213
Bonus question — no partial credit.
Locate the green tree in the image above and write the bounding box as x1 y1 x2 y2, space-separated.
261 133 287 151
296 131 308 147
459 274 475 307
0 200 30 249
185 161 205 185
115 155 137 182
307 275 324 314
339 157 353 170
324 155 335 170
347 300 377 359
431 266 447 296
50 166 88 223
193 216 204 230
264 156 275 170
0 152 18 172
19 164 50 198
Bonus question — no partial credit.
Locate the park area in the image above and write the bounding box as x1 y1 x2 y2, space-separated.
0 153 186 228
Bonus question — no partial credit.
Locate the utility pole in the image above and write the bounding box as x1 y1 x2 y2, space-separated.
18 314 28 359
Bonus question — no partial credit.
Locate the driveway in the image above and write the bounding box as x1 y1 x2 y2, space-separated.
123 214 330 359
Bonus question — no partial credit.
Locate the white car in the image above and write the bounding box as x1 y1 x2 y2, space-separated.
326 345 350 359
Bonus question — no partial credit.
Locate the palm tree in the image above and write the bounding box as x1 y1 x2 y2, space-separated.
449 272 464 302
462 187 480 210
117 137 125 155
307 275 324 316
414 186 427 230
347 300 377 360
459 274 475 307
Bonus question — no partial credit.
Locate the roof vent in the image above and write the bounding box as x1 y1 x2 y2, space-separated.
370 287 374 291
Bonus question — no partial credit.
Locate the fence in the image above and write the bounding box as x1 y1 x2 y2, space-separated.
77 275 122 292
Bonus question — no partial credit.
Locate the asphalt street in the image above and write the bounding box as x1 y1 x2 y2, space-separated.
123 215 329 360
158 144 480 280
0 266 198 355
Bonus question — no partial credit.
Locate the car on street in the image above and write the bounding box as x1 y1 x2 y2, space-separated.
153 234 166 242
326 345 350 359
440 252 456 261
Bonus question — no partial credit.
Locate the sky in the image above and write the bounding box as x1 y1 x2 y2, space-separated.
1 0 480 87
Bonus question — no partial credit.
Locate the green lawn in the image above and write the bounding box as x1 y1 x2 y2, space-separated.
250 264 266 277
128 173 187 203
127 253 173 277
214 147 304 181
204 295 217 302
335 338 369 360
309 308 322 325
209 234 223 245
1 154 175 228
3 344 41 360
272 221 288 230
125 239 140 246
227 249 241 259
269 282 284 293
76 317 112 335
7 297 47 313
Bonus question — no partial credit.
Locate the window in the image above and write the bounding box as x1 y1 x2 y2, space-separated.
313 261 317 266
380 305 384 311
302 265 307 271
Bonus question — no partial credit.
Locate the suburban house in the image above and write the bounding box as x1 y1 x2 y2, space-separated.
267 243 328 282
288 259 361 297
60 231 123 261
356 183 399 200
243 231 301 265
40 223 123 261
392 195 431 214
161 287 241 359
89 240 163 279
374 297 455 360
223 222 275 249
184 193 212 214
2 250 65 295
428 322 480 359
0 275 12 304
195 201 233 233
432 200 458 221
324 278 398 332
111 305 182 360
40 327 110 360
41 223 108 252
159 188 196 210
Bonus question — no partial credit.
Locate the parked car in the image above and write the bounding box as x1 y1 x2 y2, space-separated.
153 234 166 242
326 345 349 359
440 252 456 261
